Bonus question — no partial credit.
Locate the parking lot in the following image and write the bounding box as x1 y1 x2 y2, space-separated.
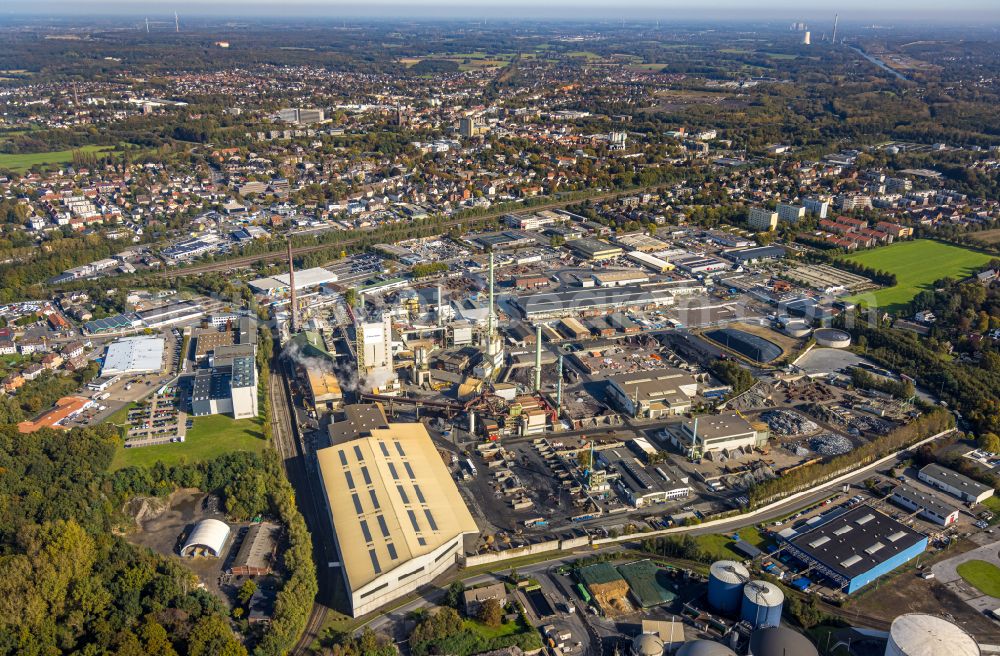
124 388 188 447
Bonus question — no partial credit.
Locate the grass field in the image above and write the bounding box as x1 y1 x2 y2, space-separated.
956 559 1000 598
842 239 994 312
692 527 766 561
110 413 267 470
0 145 115 173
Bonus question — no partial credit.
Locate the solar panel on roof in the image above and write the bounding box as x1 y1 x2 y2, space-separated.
424 509 438 531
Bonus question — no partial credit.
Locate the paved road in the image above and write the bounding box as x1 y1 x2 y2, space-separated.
933 539 1000 616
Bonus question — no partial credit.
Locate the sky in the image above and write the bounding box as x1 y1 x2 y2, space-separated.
6 0 1000 23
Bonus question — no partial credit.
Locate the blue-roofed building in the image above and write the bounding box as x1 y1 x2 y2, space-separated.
776 505 927 594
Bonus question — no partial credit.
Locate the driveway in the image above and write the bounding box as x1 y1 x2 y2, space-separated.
933 539 1000 617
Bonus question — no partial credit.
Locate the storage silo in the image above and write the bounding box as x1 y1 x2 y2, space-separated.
748 627 818 656
740 580 783 629
676 640 737 656
885 614 980 656
707 560 749 615
631 633 664 656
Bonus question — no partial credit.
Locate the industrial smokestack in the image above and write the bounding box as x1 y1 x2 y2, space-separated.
437 284 444 327
533 325 542 392
556 354 564 412
287 239 298 334
487 250 496 341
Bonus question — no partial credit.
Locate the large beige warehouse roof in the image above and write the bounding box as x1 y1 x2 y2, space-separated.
317 420 478 592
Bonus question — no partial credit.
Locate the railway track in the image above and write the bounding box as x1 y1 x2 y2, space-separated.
154 185 659 279
267 349 333 655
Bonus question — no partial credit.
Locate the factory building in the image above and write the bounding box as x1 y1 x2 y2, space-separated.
190 356 258 419
672 254 730 275
135 300 204 328
777 506 927 594
597 445 691 507
592 270 650 287
100 335 165 377
564 238 624 261
626 250 675 273
890 484 959 526
229 522 280 576
248 266 339 296
917 463 995 505
316 405 479 616
514 284 675 320
606 368 698 418
670 413 769 458
723 246 785 265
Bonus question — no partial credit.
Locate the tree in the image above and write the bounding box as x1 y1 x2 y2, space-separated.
186 614 247 656
224 471 268 520
477 598 504 627
444 581 465 609
979 433 1000 454
237 579 257 606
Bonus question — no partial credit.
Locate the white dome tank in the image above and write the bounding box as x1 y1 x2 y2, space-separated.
885 614 980 656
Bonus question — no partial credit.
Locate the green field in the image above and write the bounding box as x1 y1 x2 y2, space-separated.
692 527 766 561
956 559 1000 598
110 413 268 470
0 145 115 173
842 239 994 312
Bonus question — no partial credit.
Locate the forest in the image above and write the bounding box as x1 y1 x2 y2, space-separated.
0 410 315 656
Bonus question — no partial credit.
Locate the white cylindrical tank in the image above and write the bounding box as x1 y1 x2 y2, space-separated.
677 640 737 656
885 614 980 656
814 328 851 348
783 320 812 338
708 560 749 615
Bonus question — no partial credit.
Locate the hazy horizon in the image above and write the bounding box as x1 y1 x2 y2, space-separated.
5 1 1000 24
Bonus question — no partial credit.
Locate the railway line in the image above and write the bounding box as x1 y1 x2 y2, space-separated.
267 347 337 655
154 186 657 279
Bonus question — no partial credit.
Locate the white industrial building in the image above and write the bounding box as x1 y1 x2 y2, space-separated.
100 335 165 377
606 368 699 418
316 406 479 616
670 413 770 458
181 518 231 557
249 267 339 296
626 250 675 273
890 484 959 526
918 463 994 504
190 356 259 420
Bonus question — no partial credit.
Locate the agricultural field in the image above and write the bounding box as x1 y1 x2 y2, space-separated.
110 413 268 469
0 145 114 172
842 239 994 312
